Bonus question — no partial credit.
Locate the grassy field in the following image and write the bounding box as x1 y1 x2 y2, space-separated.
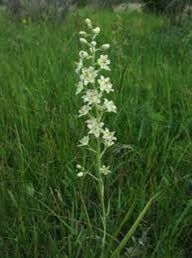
0 7 192 258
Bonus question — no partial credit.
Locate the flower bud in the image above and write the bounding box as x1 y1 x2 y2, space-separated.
76 164 82 169
101 44 110 50
79 51 89 58
85 18 92 28
79 31 87 37
91 41 97 47
92 27 100 34
77 172 84 177
80 38 88 44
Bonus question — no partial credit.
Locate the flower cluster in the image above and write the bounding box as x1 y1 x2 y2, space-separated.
76 18 117 177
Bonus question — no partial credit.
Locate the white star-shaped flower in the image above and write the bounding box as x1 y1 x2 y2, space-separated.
82 89 102 106
102 128 117 147
78 105 92 117
97 55 110 71
78 136 89 147
86 118 104 138
103 99 117 113
98 76 114 93
100 165 111 175
80 66 98 85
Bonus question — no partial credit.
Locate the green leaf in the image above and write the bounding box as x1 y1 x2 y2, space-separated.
110 195 158 258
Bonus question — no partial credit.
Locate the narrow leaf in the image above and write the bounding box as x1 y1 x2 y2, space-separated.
110 195 157 258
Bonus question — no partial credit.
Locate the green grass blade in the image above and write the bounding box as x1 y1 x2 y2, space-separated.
110 195 157 258
107 200 136 253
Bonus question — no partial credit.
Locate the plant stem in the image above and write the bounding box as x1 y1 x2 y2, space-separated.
92 42 107 257
95 107 106 257
97 138 107 258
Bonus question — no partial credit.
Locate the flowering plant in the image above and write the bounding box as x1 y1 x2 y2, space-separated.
76 18 117 176
75 18 117 257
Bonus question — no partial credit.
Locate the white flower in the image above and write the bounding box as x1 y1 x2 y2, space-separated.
80 67 98 85
82 89 102 106
97 55 110 70
93 27 100 35
103 99 117 113
86 118 104 138
98 76 114 93
77 172 84 177
80 38 88 44
79 31 87 37
102 128 117 147
76 18 118 177
78 105 92 117
101 44 110 50
75 60 83 74
76 164 82 169
75 81 84 95
85 18 92 28
91 41 97 47
100 165 111 175
78 136 89 147
79 51 89 59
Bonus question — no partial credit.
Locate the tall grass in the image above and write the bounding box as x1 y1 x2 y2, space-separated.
0 8 192 257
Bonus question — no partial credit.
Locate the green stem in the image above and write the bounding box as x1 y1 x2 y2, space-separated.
95 108 106 257
97 138 106 258
92 41 107 257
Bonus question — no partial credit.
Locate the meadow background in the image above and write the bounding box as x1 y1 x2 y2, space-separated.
0 1 192 257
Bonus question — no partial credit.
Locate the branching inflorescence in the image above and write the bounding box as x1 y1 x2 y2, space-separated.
75 18 117 256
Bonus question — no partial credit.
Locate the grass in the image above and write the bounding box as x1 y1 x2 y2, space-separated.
0 7 192 258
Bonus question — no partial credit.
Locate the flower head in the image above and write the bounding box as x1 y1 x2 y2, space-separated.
103 99 117 113
82 89 102 106
80 67 98 85
98 76 114 93
102 128 117 147
86 118 104 138
100 165 111 175
78 136 89 147
97 55 110 71
78 105 92 117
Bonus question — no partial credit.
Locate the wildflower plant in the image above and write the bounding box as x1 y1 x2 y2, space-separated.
75 18 117 256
